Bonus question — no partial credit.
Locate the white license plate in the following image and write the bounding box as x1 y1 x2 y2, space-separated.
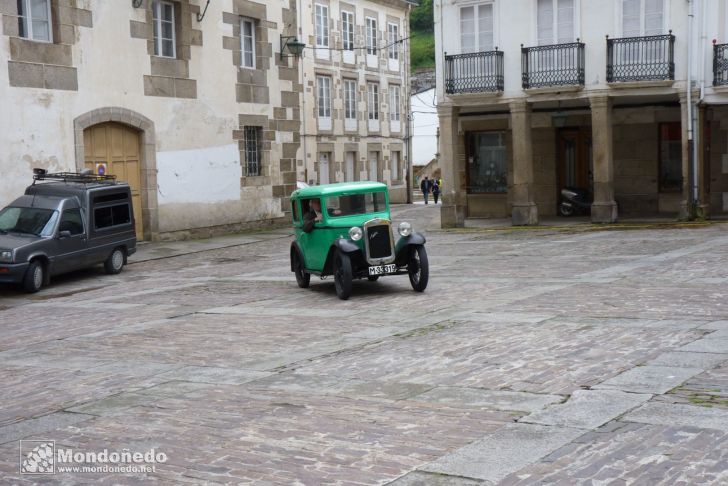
368 264 397 276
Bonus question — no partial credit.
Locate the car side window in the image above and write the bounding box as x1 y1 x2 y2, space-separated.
59 208 84 235
291 200 300 222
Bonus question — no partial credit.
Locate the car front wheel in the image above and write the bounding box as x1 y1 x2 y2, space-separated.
292 249 310 288
408 245 429 292
333 250 353 300
22 260 44 293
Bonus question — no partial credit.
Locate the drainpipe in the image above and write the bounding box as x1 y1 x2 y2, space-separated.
687 0 697 216
298 0 308 184
405 3 413 204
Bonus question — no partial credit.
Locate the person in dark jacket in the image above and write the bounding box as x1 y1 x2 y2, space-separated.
431 180 440 204
420 176 430 204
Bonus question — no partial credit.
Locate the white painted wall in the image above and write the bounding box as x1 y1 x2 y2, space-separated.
411 89 439 166
0 0 292 235
435 0 723 103
157 144 241 204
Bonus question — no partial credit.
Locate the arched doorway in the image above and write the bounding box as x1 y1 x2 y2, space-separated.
74 108 158 240
83 123 143 237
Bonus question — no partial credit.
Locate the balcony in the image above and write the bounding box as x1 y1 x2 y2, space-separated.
713 42 728 86
521 41 585 89
445 50 504 94
607 33 675 83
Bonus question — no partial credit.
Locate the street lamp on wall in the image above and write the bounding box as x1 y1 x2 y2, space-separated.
280 36 306 60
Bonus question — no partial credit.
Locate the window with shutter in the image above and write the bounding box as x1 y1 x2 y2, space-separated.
460 4 494 54
622 0 664 36
537 0 574 45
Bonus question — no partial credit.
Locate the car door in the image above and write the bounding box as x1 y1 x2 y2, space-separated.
52 208 88 275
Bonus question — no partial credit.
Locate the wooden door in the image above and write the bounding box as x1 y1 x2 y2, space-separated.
557 128 592 192
84 123 143 238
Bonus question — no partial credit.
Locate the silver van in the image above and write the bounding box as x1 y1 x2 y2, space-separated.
0 169 137 292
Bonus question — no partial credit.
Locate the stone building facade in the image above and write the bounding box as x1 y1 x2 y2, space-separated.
435 0 728 226
299 0 415 203
0 0 302 240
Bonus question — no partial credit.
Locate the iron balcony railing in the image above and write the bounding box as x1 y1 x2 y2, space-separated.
607 32 675 82
521 41 585 89
445 50 504 94
713 42 728 86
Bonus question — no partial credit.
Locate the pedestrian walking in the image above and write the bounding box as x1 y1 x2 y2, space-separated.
420 176 430 204
431 180 440 204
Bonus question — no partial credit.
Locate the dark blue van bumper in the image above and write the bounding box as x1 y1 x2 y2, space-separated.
0 262 29 284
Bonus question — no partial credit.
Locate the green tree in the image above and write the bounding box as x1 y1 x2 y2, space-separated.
410 0 433 32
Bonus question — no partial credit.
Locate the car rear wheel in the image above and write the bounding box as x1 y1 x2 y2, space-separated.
408 245 429 292
333 250 353 300
367 276 379 282
292 249 310 288
22 260 44 293
104 247 125 275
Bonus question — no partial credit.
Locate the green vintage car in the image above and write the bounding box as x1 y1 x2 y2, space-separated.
289 182 428 300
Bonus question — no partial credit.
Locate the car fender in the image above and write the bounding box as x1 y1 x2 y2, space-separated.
322 238 362 275
290 241 305 272
394 232 426 265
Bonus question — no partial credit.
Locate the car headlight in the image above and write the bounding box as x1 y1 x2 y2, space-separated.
398 222 412 237
0 250 12 263
348 227 363 241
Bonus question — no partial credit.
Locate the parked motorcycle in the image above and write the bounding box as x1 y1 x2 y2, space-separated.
559 187 592 217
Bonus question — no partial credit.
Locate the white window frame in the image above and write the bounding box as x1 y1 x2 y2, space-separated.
240 17 256 69
389 85 401 133
388 23 399 60
342 10 355 64
153 0 176 58
534 0 579 46
459 2 496 54
344 79 357 132
17 0 53 43
618 0 667 37
317 75 332 131
366 17 378 68
367 82 380 132
315 3 330 60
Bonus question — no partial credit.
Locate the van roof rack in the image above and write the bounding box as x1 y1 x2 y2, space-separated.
32 168 117 184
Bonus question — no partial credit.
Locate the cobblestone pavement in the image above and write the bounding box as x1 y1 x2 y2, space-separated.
1 206 727 484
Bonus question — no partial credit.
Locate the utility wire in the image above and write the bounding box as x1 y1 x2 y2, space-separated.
306 32 422 52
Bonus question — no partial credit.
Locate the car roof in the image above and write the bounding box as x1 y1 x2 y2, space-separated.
25 181 130 199
291 181 388 199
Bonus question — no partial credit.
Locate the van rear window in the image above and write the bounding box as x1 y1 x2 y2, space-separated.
94 204 131 229
94 193 129 204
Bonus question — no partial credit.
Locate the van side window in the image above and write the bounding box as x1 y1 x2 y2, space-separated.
94 204 131 230
59 209 84 235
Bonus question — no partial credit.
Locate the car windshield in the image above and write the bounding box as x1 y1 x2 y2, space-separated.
0 207 58 236
326 192 387 217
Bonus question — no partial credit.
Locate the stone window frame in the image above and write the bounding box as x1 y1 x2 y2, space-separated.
365 16 378 55
240 17 256 69
16 0 53 43
387 22 399 60
152 0 177 58
341 9 355 51
389 84 401 123
314 3 329 48
343 77 358 131
243 126 263 177
316 74 332 131
367 82 380 122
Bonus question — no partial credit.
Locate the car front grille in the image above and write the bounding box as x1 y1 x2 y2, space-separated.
366 224 393 259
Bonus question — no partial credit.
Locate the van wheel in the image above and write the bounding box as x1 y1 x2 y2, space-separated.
292 250 310 288
104 248 125 275
22 260 44 293
333 250 353 300
408 245 429 292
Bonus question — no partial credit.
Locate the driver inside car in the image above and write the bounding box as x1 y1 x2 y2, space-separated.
303 198 322 233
